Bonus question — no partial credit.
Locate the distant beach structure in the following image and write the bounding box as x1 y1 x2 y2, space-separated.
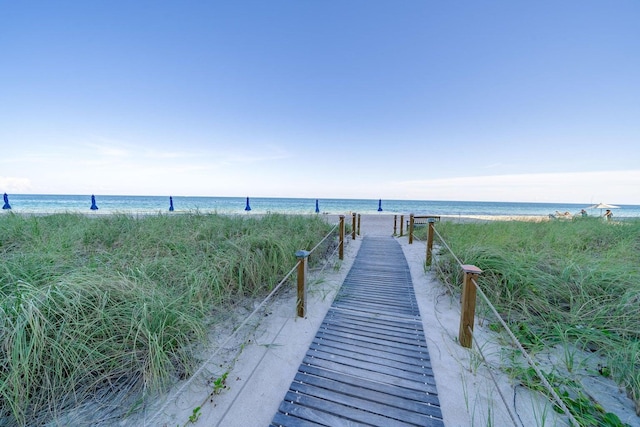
90 195 98 210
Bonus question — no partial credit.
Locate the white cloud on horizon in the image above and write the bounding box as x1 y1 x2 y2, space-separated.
0 176 33 193
396 170 640 204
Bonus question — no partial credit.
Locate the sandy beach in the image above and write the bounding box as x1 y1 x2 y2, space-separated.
129 214 637 427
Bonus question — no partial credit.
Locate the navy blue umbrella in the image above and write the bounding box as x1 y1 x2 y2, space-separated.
2 193 11 210
377 199 383 212
169 196 174 212
90 195 98 210
315 199 320 213
244 197 251 211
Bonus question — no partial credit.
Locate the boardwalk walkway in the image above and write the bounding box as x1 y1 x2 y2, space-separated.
271 236 444 427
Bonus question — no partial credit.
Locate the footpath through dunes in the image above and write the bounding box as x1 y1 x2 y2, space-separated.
271 236 444 426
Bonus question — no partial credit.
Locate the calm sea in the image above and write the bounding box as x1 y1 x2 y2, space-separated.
3 194 640 219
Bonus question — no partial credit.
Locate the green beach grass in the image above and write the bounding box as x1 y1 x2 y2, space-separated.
0 212 335 426
423 217 640 425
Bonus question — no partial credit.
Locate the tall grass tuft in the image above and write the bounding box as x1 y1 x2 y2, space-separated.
428 218 640 421
0 212 334 425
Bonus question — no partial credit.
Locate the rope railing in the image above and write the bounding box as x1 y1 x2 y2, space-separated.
424 222 581 427
148 217 346 425
470 278 580 427
467 323 522 427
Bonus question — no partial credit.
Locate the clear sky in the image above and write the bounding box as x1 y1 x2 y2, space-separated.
1 1 639 204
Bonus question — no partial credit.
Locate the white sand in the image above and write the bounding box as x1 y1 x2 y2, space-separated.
128 214 637 427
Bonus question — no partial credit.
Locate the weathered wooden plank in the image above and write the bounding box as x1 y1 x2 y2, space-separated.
334 299 418 314
274 401 358 427
317 322 428 347
271 410 328 427
308 341 432 374
314 330 429 361
335 292 414 304
282 391 420 427
311 335 430 365
288 381 441 426
321 317 426 341
326 308 423 326
319 321 425 345
304 347 436 380
329 307 423 326
293 371 442 417
296 364 441 405
318 322 428 353
301 355 438 392
331 301 419 318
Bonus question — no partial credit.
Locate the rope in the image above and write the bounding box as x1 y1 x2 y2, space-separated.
147 223 341 425
147 263 298 424
467 325 522 427
432 227 464 267
309 223 338 254
431 225 580 427
314 236 344 276
471 277 580 427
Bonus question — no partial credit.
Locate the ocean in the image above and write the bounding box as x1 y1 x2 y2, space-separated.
3 194 640 219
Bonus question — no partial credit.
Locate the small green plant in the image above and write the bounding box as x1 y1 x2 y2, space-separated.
506 366 629 426
188 406 201 424
213 372 229 395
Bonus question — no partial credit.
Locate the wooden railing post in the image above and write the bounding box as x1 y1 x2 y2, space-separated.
400 215 404 237
295 250 311 317
459 264 482 348
393 215 397 235
338 215 345 260
408 213 415 244
357 214 361 236
351 213 356 240
426 218 435 266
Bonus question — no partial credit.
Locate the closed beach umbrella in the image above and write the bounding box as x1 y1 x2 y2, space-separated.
169 196 174 211
315 199 319 213
90 195 98 210
2 193 11 210
245 197 251 211
378 199 383 212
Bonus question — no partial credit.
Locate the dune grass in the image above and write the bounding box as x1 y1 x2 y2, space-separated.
0 212 335 426
426 217 640 424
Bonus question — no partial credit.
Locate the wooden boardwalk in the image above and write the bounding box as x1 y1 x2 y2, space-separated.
271 236 444 427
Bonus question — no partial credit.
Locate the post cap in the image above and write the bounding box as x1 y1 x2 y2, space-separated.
295 250 311 258
461 264 482 274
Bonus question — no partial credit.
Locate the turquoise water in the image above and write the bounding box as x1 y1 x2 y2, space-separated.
3 194 640 218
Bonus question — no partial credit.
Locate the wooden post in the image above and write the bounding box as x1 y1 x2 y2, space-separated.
408 213 415 244
459 264 482 348
399 215 404 237
351 213 356 240
393 215 397 235
426 218 435 266
338 215 345 260
357 214 361 236
295 250 311 317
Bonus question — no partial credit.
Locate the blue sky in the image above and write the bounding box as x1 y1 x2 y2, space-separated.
1 1 638 204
